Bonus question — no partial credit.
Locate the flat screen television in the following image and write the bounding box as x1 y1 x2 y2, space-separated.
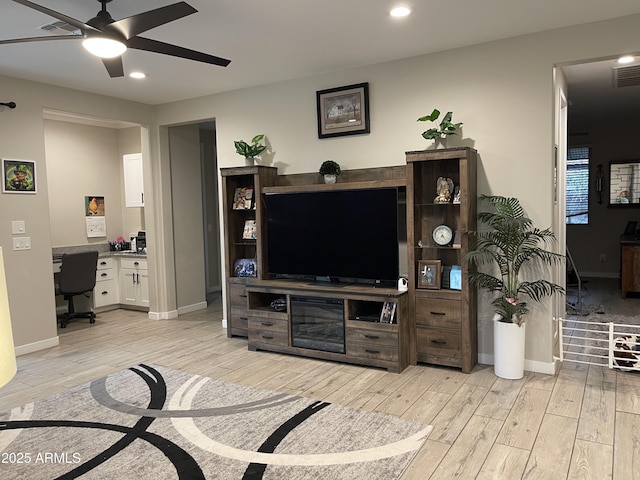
265 188 399 284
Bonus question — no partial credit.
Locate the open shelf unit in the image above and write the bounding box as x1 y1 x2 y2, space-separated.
220 166 278 337
406 147 478 373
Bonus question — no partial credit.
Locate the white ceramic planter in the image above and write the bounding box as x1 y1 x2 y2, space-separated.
493 315 526 379
323 174 337 184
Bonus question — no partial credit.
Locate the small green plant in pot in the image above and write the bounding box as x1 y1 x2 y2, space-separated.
418 109 462 147
464 195 565 379
319 160 341 184
234 134 266 166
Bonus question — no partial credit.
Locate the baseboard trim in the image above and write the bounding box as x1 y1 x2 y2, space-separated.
148 310 179 320
15 336 60 356
478 353 557 375
177 302 207 316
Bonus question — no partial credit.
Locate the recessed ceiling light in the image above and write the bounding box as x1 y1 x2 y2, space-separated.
129 72 146 79
618 55 635 64
390 6 411 17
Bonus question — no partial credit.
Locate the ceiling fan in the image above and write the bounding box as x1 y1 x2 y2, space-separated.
1 0 231 78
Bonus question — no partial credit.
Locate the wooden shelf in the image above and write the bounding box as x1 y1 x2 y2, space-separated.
263 178 404 194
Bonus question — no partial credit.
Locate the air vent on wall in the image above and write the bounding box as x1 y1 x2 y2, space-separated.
613 64 640 88
38 20 80 36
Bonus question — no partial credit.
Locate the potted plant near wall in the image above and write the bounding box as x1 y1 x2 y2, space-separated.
234 134 267 166
417 108 462 148
464 195 565 379
319 160 341 184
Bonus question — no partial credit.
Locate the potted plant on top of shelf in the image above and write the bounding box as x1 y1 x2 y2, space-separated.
319 160 342 184
417 108 462 148
464 195 565 379
234 134 267 166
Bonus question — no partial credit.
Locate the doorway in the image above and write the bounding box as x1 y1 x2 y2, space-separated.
167 121 222 312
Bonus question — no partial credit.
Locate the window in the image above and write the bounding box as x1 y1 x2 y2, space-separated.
566 146 590 224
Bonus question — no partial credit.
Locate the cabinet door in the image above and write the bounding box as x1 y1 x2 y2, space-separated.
123 153 144 207
138 270 150 307
120 268 138 304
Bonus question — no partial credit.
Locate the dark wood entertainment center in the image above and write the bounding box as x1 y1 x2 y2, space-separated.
221 147 477 373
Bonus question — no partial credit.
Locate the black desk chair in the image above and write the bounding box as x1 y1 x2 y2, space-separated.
56 251 99 328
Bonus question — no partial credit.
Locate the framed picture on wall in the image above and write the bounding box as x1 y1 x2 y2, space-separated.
316 82 370 138
3 158 36 193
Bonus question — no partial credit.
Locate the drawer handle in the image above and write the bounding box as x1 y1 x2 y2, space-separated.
365 349 380 354
240 317 248 321
134 261 139 266
101 291 108 295
431 340 447 345
239 294 248 298
100 261 107 265
261 322 274 327
262 335 274 340
364 334 380 339
101 272 108 277
430 311 446 316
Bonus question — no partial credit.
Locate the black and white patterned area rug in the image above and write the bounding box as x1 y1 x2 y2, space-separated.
0 364 432 479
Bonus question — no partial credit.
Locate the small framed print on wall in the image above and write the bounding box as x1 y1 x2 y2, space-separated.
418 260 441 289
3 159 36 193
316 82 370 138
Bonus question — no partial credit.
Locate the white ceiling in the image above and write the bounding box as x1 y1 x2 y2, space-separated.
1 0 640 106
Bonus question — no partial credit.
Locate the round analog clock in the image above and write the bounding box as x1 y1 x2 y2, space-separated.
433 224 453 246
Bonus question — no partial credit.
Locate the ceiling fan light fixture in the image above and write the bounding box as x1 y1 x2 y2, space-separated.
617 55 635 65
82 37 127 59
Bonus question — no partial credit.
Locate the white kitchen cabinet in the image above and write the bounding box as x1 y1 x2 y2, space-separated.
119 257 149 307
123 153 144 207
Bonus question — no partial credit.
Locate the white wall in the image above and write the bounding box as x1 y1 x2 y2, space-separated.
168 124 206 312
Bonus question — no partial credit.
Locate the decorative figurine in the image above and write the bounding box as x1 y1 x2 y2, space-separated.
434 177 454 204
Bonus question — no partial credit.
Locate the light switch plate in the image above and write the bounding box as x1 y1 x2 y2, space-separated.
13 237 31 250
11 220 25 235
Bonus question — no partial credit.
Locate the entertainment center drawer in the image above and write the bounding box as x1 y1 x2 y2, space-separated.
415 297 461 329
229 307 249 336
248 329 289 347
347 343 398 362
416 326 461 359
228 283 249 308
248 316 288 334
346 325 397 347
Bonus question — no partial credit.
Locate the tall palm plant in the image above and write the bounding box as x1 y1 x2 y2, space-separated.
464 195 565 326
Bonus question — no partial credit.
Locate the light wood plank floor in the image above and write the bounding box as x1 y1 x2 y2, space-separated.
2 279 639 479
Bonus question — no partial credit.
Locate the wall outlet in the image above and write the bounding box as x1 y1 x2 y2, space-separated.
600 253 606 263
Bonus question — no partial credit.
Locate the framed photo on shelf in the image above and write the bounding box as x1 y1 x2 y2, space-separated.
418 260 441 289
380 302 397 324
242 220 257 240
316 82 370 139
232 187 254 210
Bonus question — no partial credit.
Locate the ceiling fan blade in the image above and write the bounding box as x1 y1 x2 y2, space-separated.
12 0 99 34
0 34 80 45
102 57 125 78
126 36 231 67
108 2 197 40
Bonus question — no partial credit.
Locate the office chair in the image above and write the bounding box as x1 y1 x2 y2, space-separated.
56 251 99 328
